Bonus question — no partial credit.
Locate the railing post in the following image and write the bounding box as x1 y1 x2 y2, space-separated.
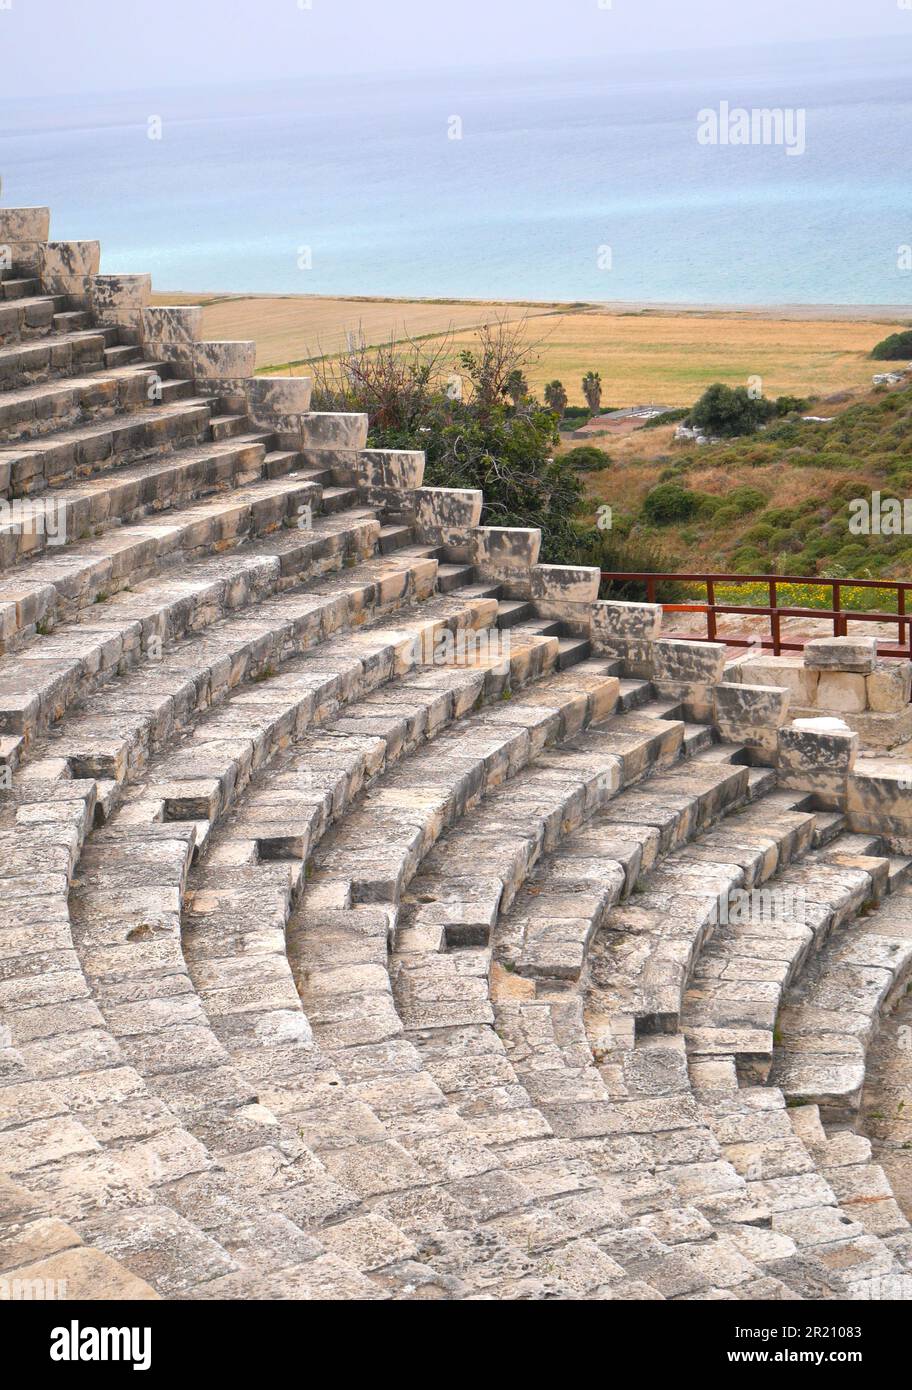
706 577 716 642
832 581 846 638
646 577 656 603
769 579 780 656
899 585 910 659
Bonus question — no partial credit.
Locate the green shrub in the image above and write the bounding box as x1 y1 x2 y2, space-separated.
562 445 611 472
871 330 912 361
641 482 699 525
728 485 767 515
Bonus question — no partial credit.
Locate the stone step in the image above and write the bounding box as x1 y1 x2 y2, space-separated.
556 636 591 670
0 295 70 345
435 562 474 593
615 678 654 711
377 523 413 555
0 431 282 572
0 362 195 446
209 413 249 442
0 329 112 391
52 310 90 333
321 485 358 515
0 396 218 499
262 448 302 480
0 512 423 755
0 277 41 300
812 810 848 847
496 599 534 628
103 344 143 368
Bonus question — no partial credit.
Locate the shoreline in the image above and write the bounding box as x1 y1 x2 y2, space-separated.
151 290 912 323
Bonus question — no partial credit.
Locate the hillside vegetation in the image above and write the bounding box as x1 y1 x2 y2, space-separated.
582 382 912 586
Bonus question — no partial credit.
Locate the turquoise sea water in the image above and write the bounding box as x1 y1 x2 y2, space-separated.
0 38 910 304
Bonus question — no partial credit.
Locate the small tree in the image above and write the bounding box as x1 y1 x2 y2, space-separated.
582 371 603 417
544 380 568 419
689 382 776 438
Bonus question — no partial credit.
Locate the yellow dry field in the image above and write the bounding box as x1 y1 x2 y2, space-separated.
149 293 905 408
439 310 903 408
149 292 560 370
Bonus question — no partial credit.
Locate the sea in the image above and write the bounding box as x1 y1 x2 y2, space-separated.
0 36 910 305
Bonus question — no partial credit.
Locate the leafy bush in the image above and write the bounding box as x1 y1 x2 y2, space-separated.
561 445 611 472
871 329 912 361
773 394 810 416
727 485 767 516
642 482 699 525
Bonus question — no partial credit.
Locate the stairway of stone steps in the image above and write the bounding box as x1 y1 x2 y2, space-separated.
12 650 656 1301
5 208 912 1303
388 721 801 1296
768 861 912 1124
284 666 679 1297
0 1171 160 1299
388 713 912 1297
594 795 912 1294
2 531 501 1296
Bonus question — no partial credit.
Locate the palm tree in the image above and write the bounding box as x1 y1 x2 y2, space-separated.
544 380 568 419
582 370 603 417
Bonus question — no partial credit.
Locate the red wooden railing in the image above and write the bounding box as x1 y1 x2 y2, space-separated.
599 572 912 660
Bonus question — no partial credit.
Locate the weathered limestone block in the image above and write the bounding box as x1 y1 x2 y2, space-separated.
246 377 313 433
712 682 790 761
301 412 368 452
815 670 867 714
653 639 725 684
652 638 726 720
414 487 483 551
736 653 819 705
590 600 663 675
469 526 541 597
778 718 858 805
37 241 101 296
531 564 600 631
804 636 877 674
90 273 152 340
0 207 51 242
867 660 912 713
531 565 600 605
847 766 912 836
298 415 369 477
0 208 50 275
191 341 256 380
355 449 425 492
141 305 203 360
593 599 663 642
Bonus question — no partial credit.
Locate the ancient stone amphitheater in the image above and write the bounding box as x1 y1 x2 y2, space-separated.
2 203 912 1303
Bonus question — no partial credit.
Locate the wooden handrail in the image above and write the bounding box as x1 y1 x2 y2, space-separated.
599 571 912 663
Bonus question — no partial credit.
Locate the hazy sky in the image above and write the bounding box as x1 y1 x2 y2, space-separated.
1 0 910 98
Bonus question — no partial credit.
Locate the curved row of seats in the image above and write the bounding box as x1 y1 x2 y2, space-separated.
3 226 912 1300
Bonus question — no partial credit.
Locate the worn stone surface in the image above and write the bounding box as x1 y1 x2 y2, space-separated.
3 193 912 1304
